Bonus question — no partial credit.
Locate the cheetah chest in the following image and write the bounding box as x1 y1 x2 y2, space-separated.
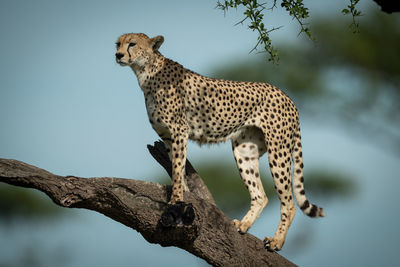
144 96 171 140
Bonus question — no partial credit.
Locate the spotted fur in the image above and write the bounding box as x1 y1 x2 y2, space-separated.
115 33 325 251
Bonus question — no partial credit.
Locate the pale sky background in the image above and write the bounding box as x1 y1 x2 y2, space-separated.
0 0 399 266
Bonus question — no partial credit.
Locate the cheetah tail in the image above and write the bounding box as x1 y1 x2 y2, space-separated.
292 134 326 218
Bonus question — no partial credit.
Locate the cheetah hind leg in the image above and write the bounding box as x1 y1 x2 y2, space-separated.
263 147 297 251
231 127 268 233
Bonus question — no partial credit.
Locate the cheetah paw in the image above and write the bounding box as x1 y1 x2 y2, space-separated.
161 202 195 227
232 219 251 233
263 237 283 251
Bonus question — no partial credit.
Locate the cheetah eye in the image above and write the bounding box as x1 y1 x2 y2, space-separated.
116 42 121 48
129 42 136 48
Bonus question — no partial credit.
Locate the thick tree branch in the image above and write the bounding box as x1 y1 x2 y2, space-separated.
0 143 296 267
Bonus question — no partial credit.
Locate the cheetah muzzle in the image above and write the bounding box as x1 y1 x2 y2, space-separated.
115 32 325 251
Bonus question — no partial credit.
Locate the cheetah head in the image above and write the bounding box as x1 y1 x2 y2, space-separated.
115 33 164 67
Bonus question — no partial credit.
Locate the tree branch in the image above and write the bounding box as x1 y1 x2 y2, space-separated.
0 143 296 267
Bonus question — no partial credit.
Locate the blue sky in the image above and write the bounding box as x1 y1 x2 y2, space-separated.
1 1 399 266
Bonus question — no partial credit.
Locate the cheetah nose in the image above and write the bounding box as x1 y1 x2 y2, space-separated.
115 53 124 60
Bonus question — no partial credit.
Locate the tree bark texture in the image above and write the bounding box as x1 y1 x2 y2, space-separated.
0 141 296 267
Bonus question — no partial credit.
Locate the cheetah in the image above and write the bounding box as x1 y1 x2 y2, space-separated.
115 33 325 251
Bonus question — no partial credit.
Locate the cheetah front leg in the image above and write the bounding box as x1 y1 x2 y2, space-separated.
161 138 189 192
169 132 188 204
160 127 195 227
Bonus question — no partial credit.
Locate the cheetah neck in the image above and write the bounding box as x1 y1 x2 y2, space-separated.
130 53 165 90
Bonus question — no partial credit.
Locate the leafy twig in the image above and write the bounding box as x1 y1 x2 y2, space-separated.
341 0 362 33
280 0 313 40
217 0 364 62
217 0 281 63
217 0 312 63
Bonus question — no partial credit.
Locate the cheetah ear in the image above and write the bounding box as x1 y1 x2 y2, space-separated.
151 35 164 51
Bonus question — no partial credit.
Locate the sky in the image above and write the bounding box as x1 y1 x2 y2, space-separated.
0 0 399 266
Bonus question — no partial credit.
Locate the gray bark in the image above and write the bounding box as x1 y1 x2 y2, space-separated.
0 141 296 267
